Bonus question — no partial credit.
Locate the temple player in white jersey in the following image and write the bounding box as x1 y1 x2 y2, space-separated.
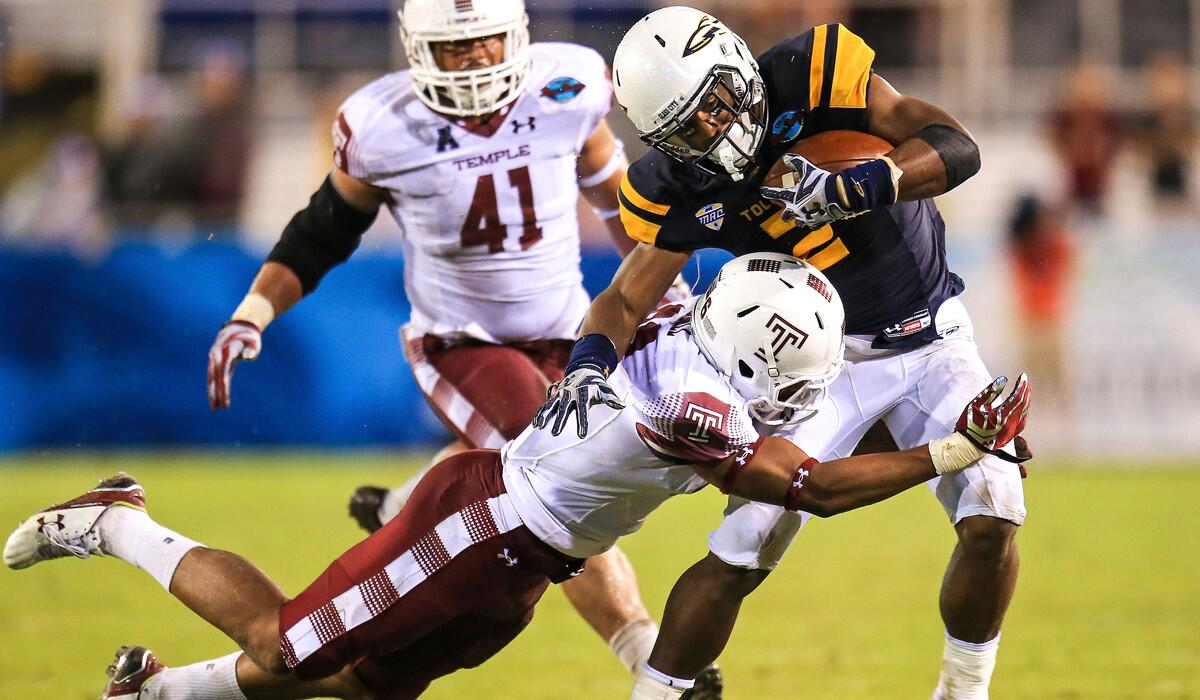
7 253 1032 700
203 0 689 688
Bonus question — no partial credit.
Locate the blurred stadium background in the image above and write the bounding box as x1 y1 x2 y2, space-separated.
1 1 1198 698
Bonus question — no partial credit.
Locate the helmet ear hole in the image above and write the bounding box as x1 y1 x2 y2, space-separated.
738 359 755 379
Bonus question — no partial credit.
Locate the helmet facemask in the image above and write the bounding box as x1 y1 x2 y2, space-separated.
743 341 844 426
401 14 530 117
640 66 767 182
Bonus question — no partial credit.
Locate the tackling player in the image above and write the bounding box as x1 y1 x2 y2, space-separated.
204 0 677 686
535 8 1023 699
6 254 1031 700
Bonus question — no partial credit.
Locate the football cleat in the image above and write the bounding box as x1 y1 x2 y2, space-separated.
102 645 165 699
348 486 388 534
3 473 145 570
681 664 724 700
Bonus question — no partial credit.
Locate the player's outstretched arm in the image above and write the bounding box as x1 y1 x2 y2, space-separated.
207 169 385 409
695 374 1032 516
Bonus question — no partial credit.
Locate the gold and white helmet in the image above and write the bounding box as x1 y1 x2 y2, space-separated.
693 253 846 425
613 6 766 180
399 0 531 117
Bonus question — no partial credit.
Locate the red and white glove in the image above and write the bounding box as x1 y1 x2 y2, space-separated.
956 373 1032 460
207 321 262 409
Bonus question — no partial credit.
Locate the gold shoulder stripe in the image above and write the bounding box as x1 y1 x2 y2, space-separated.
620 174 671 216
808 24 828 110
829 24 875 109
619 202 661 245
806 236 850 270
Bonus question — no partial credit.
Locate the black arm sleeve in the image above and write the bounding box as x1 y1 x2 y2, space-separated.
916 124 981 192
266 175 378 294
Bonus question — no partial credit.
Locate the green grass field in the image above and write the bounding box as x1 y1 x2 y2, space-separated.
1 453 1197 699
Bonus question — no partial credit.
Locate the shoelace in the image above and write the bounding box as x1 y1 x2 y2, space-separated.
41 522 95 559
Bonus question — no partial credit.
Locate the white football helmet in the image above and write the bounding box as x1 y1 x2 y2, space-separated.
398 0 530 117
612 6 766 181
693 253 846 425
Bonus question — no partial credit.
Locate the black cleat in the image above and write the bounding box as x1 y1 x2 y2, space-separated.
348 486 388 534
681 664 723 700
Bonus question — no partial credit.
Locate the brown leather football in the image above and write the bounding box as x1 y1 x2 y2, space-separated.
764 130 893 189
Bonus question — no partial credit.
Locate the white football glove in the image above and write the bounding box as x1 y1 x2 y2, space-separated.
760 154 852 229
760 153 903 230
532 366 625 439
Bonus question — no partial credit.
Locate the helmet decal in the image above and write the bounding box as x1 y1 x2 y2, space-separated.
683 16 724 57
753 313 810 362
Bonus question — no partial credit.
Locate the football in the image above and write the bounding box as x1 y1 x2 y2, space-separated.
764 130 894 190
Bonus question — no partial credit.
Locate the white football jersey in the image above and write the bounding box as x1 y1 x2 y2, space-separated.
334 43 613 343
501 302 761 559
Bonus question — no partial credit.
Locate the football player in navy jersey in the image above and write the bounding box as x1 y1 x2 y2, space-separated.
531 7 1026 700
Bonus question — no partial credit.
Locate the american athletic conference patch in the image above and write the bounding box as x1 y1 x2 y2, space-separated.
695 203 725 231
541 76 586 102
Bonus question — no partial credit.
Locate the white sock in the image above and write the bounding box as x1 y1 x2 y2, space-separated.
98 506 203 591
380 463 436 524
609 619 660 675
932 632 1000 700
629 662 693 700
141 652 247 700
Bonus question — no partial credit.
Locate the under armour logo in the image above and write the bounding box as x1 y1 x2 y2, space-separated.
436 126 460 153
497 548 519 567
511 116 536 134
37 514 64 532
754 313 809 362
792 467 810 490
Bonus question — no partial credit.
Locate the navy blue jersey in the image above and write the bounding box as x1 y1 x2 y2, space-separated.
619 24 964 349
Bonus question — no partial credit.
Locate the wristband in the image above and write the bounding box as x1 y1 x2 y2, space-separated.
719 437 764 494
833 155 903 212
591 206 621 221
929 432 984 475
565 333 619 376
578 141 627 189
231 292 276 330
784 457 819 511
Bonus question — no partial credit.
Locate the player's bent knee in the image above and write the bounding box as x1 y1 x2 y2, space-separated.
242 617 289 675
700 552 771 597
955 515 1018 561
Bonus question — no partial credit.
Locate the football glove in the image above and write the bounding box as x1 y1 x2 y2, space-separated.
956 373 1032 463
207 321 262 410
532 367 625 439
760 153 901 229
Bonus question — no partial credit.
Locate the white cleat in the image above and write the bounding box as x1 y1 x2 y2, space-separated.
3 472 145 570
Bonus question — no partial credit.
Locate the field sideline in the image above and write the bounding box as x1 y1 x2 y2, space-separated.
1 453 1197 699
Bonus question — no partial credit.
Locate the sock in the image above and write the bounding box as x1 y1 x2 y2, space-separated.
98 506 203 591
629 662 693 700
141 652 247 700
932 632 1000 700
609 619 660 675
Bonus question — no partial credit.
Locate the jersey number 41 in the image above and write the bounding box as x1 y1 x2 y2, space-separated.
461 166 543 253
